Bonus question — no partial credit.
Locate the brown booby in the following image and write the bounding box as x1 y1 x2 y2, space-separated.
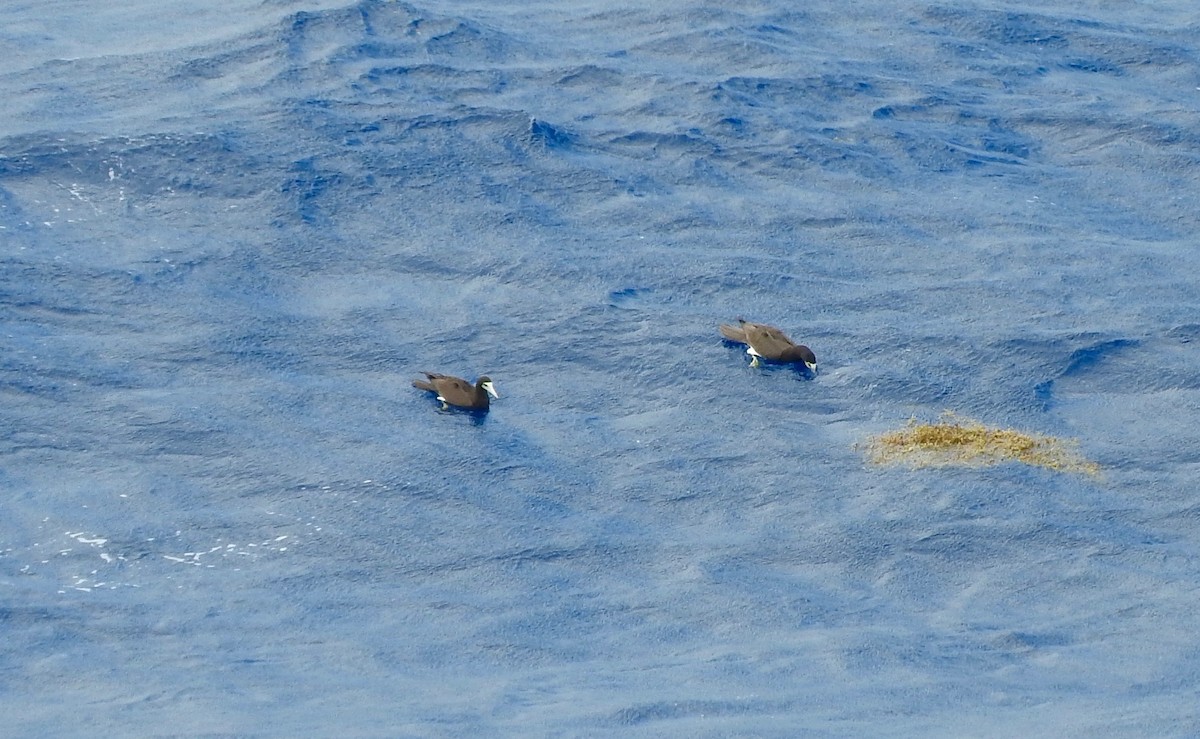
413 372 498 410
719 318 817 371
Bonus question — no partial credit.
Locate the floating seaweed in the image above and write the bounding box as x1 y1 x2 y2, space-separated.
864 412 1100 477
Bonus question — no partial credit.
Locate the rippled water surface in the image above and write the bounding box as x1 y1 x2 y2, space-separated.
3 1 1199 735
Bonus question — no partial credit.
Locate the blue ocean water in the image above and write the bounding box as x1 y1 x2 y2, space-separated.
3 0 1199 735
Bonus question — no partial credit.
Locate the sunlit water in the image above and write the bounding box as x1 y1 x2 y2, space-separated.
3 1 1199 735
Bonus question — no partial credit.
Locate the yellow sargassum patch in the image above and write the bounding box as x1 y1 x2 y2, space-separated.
865 413 1099 476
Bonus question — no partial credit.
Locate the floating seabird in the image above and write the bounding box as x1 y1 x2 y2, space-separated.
413 372 498 410
719 318 817 371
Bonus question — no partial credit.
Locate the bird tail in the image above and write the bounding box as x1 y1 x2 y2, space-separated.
413 372 441 392
719 323 748 343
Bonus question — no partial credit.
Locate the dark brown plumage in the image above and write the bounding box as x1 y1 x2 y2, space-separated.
719 318 818 371
413 372 498 410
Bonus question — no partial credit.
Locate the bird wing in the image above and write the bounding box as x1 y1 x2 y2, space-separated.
432 376 475 405
744 322 797 358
